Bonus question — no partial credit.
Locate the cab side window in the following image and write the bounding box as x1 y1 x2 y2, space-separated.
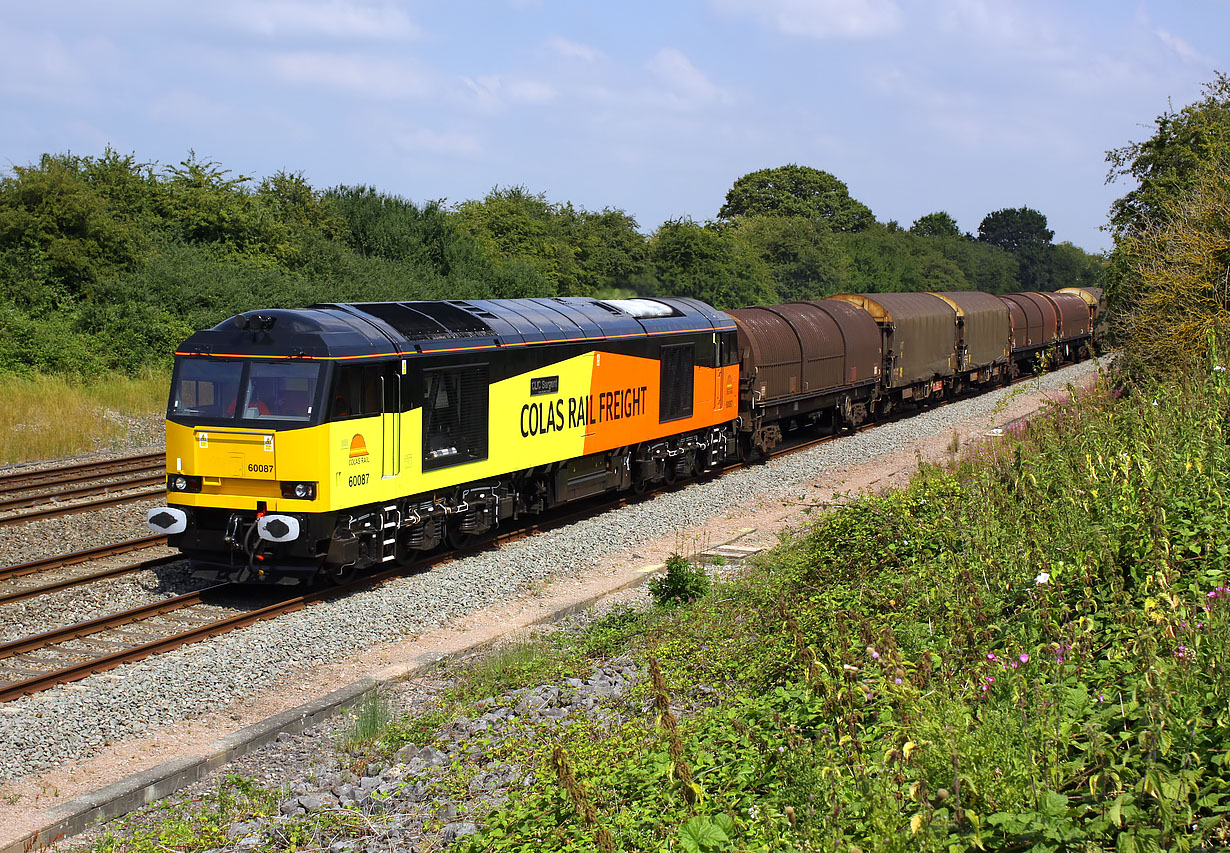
330 364 382 420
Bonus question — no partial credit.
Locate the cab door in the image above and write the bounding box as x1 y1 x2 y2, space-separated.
381 361 402 479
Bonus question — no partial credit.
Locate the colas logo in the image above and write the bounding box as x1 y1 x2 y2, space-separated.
348 434 369 465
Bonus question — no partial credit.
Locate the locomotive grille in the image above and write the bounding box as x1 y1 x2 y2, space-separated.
659 343 694 423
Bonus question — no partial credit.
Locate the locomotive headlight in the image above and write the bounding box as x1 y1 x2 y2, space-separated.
167 475 202 492
280 481 317 500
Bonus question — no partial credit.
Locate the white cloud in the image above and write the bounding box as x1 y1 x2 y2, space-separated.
647 48 724 103
934 0 1067 60
269 51 432 99
1155 29 1210 65
394 126 481 156
929 1 1166 98
224 0 419 40
546 35 602 62
711 0 901 39
0 30 119 104
463 75 558 111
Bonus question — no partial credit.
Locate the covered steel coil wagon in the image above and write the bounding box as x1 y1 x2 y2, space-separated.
931 290 1012 387
827 292 957 402
728 299 881 451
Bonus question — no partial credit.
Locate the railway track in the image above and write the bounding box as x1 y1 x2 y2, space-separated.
0 451 163 495
0 585 266 702
0 552 179 607
0 451 166 528
0 535 167 581
0 502 596 702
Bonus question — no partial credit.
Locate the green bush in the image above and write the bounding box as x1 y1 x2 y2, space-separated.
648 553 711 607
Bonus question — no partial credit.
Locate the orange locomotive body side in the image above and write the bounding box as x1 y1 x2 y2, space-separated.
580 351 736 455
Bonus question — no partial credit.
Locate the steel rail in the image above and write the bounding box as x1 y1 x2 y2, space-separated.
0 474 165 513
0 462 164 499
0 586 231 661
0 555 179 606
0 451 164 492
0 535 167 581
0 486 166 528
0 586 273 702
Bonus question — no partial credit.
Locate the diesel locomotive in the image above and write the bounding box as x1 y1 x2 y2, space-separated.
148 287 1102 584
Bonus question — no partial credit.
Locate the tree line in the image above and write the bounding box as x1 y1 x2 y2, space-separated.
0 150 1101 376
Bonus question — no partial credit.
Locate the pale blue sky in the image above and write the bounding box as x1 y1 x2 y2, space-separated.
2 1 1226 252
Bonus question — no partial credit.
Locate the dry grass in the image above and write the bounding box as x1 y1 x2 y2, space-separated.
0 370 168 465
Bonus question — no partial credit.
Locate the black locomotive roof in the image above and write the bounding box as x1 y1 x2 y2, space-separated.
174 297 733 361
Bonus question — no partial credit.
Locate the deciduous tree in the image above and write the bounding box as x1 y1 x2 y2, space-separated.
718 164 874 232
1106 72 1230 239
650 218 777 308
909 211 962 239
729 215 848 301
976 207 1053 253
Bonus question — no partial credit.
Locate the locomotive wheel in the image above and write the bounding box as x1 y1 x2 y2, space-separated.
446 524 474 551
737 436 753 462
393 545 422 570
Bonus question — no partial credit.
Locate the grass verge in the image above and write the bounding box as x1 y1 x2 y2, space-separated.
0 369 167 464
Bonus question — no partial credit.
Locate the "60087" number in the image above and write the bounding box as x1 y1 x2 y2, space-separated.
348 473 369 488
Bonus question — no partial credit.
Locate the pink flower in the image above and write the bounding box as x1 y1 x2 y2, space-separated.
1019 653 1029 664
